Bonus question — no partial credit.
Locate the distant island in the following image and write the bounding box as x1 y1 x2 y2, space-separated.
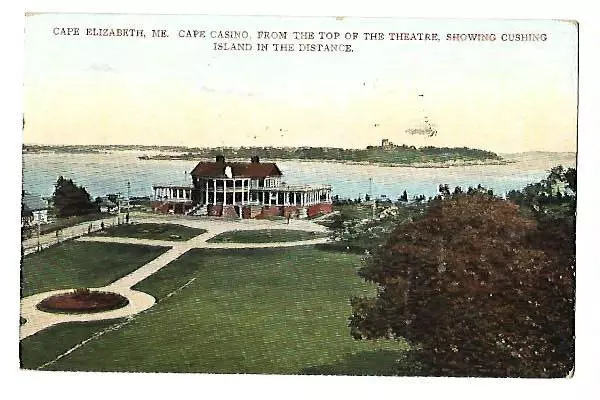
139 139 506 167
23 139 507 167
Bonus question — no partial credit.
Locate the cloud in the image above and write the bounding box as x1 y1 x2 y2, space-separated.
88 63 117 73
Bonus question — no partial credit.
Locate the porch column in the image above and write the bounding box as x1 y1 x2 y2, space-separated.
213 179 217 205
240 180 244 205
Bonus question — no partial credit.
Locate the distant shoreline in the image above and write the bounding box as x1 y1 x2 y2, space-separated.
22 145 576 169
136 154 514 168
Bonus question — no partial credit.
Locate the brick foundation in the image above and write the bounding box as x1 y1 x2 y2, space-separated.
307 203 333 218
153 201 332 219
207 204 223 217
221 205 239 218
242 205 262 219
256 206 283 219
151 201 194 214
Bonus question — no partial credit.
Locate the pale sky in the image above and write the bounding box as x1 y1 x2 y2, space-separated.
23 14 578 152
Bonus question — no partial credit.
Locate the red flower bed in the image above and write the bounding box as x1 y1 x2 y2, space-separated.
36 289 129 314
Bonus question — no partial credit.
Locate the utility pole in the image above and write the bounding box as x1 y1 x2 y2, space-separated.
126 181 131 224
116 192 122 225
369 177 375 220
36 219 40 252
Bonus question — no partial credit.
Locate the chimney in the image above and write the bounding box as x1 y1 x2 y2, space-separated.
250 155 260 163
216 155 225 163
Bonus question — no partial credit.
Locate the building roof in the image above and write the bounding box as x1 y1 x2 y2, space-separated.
190 161 282 178
97 198 117 208
22 194 47 212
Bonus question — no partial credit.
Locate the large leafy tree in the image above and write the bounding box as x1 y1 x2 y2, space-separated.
349 190 574 377
53 176 97 217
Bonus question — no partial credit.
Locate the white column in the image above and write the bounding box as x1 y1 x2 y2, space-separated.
224 180 228 205
205 180 209 204
213 179 217 205
233 179 236 205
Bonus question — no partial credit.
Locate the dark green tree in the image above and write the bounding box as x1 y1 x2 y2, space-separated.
349 192 574 377
53 176 96 217
399 190 408 202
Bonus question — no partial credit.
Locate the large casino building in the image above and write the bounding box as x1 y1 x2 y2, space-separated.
151 156 333 219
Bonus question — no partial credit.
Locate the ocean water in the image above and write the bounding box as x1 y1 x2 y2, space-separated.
22 151 576 201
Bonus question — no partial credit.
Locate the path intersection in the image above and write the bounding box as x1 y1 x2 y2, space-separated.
20 216 330 340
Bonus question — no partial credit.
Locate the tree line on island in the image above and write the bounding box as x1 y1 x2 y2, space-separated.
22 143 504 165
141 145 504 165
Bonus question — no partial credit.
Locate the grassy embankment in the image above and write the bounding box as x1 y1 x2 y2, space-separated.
22 247 409 375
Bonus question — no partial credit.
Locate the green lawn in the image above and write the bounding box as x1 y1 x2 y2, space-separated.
30 247 408 374
20 319 124 370
21 241 169 297
207 229 327 243
93 223 205 241
334 203 374 220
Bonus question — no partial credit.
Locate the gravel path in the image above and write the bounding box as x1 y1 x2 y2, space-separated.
20 216 330 340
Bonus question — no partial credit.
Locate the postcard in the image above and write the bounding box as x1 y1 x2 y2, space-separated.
20 13 577 378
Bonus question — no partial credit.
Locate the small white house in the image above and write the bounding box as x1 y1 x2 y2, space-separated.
22 194 48 226
97 198 119 213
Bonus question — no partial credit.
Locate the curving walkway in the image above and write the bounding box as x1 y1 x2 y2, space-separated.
20 216 330 340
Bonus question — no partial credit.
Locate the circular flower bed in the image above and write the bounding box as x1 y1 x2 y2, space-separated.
36 288 129 314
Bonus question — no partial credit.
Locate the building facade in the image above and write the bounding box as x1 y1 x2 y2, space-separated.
151 156 333 219
21 194 48 226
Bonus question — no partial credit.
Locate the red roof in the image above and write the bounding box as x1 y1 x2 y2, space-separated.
190 161 282 178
